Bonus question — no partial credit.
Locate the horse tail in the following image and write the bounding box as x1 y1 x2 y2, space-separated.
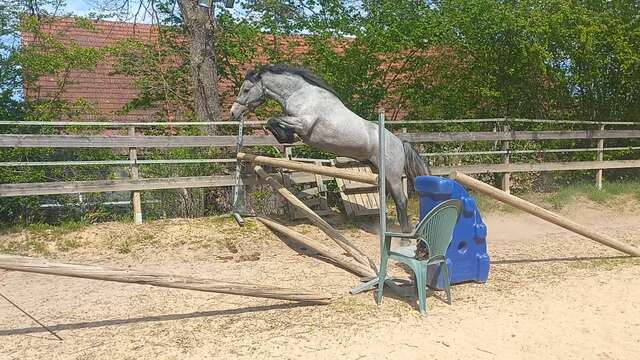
403 141 431 191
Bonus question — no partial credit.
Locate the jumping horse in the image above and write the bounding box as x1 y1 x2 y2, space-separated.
230 64 430 232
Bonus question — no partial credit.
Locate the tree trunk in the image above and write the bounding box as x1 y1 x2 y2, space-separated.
177 0 221 135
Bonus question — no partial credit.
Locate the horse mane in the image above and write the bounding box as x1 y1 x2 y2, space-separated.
245 64 341 99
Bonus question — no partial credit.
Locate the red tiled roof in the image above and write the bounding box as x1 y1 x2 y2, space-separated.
22 17 418 122
24 18 210 121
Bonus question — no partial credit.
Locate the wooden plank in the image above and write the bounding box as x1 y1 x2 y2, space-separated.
0 135 282 148
449 171 640 257
430 159 640 175
342 182 378 192
238 153 378 185
3 130 640 149
0 121 267 127
293 208 334 220
353 166 376 213
256 217 375 278
314 161 328 210
421 146 640 157
3 159 639 198
332 160 354 217
0 176 243 197
0 173 327 197
333 160 380 216
0 159 238 167
2 118 637 127
253 165 377 272
0 254 331 303
397 130 640 143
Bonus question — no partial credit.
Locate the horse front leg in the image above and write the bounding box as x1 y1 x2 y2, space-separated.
266 116 311 144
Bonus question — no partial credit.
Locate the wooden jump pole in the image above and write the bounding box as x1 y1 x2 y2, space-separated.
449 171 640 257
237 152 378 185
256 217 376 278
253 165 377 271
0 255 332 303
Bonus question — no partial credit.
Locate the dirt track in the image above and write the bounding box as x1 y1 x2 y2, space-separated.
1 198 639 359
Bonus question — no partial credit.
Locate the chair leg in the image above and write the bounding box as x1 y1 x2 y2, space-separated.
441 262 452 305
415 265 428 315
376 253 389 305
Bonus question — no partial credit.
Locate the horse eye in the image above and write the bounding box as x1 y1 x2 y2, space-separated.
243 88 249 93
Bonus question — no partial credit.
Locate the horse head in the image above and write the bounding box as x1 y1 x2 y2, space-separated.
230 78 266 120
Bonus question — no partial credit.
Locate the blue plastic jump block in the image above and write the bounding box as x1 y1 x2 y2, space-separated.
415 176 490 289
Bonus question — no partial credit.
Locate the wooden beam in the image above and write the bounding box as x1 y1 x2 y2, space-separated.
2 159 638 198
0 173 331 197
256 217 376 278
0 254 332 303
397 129 640 143
449 171 640 257
0 134 282 148
5 130 638 149
253 165 377 272
238 153 379 185
0 175 244 197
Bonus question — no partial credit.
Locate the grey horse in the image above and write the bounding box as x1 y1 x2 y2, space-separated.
230 64 430 232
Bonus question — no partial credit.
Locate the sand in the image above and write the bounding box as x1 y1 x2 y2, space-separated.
0 198 639 359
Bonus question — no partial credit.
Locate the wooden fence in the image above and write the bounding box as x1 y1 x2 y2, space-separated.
1 118 638 223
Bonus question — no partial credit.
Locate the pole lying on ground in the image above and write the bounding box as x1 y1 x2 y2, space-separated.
449 171 640 257
0 255 332 304
253 165 377 272
238 152 378 185
256 216 376 278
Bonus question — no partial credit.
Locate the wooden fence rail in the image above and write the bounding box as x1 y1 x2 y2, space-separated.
2 159 639 198
1 118 638 126
1 119 639 223
2 130 640 148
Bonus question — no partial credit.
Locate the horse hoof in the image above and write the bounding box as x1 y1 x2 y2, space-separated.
266 119 296 143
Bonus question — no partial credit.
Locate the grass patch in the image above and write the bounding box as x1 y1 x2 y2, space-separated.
548 181 640 210
25 237 50 256
3 221 90 239
56 238 82 252
116 240 132 254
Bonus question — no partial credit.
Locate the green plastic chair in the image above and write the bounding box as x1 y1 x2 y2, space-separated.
376 199 462 314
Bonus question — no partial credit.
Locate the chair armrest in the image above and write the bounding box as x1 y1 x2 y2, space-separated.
385 231 415 239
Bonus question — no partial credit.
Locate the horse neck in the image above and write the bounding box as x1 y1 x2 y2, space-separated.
260 72 308 106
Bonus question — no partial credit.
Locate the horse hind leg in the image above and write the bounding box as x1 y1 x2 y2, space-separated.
387 179 411 233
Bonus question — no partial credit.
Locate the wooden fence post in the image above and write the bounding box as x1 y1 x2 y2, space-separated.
596 123 605 190
501 123 511 194
128 126 142 225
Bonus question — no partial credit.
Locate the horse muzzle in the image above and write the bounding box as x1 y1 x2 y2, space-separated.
230 102 248 120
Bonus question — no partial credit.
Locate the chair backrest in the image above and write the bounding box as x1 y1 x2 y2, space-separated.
414 199 462 259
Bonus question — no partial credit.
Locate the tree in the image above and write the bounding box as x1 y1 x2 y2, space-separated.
96 0 226 134
176 0 221 134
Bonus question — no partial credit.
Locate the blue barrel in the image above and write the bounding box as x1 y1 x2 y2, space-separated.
415 176 490 288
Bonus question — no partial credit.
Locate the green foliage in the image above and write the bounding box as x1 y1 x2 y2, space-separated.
2 0 640 225
108 30 192 119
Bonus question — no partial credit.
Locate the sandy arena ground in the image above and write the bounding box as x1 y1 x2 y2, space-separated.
0 197 639 359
